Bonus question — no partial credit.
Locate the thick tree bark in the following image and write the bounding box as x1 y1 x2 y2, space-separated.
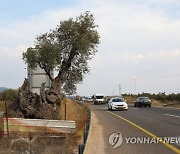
51 47 77 93
50 77 61 94
8 79 62 119
39 83 47 104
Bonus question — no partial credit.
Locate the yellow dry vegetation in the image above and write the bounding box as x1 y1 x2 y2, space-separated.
0 101 5 112
151 99 163 106
124 96 136 104
58 98 88 138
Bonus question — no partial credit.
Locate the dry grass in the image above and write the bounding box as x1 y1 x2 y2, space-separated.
163 101 180 108
0 101 5 112
124 96 136 104
169 104 180 108
58 98 88 139
0 135 76 154
151 99 164 106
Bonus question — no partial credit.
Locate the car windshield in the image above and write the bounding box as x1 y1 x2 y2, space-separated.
112 98 124 102
138 97 149 101
96 96 104 99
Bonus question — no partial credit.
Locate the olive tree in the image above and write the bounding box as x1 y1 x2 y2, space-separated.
23 11 100 95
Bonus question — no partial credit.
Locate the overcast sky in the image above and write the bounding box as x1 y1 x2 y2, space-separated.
0 0 180 96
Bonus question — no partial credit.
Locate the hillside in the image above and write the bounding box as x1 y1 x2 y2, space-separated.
0 87 7 92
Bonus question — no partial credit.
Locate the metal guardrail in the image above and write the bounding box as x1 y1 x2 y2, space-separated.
4 118 76 128
77 101 91 154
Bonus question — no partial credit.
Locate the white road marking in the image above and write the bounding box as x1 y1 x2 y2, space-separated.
164 114 180 118
131 108 139 110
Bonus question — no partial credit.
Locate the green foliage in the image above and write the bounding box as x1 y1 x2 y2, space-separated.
23 11 100 94
0 89 18 101
124 92 180 102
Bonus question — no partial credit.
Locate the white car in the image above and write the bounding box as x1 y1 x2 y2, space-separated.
108 97 128 111
87 96 93 102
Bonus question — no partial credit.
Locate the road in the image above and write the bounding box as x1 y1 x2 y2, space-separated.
86 103 180 154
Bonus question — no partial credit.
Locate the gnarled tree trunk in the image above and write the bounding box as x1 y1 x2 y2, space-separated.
8 79 64 119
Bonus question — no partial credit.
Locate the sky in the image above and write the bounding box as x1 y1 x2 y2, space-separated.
0 0 180 96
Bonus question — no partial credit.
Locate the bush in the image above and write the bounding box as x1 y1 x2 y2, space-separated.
0 89 18 101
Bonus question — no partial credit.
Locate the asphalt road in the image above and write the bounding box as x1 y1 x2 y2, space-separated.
88 103 180 154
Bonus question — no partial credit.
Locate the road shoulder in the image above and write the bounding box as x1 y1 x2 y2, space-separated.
84 112 105 154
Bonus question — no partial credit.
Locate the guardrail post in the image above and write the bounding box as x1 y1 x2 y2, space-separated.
78 144 85 154
84 130 88 144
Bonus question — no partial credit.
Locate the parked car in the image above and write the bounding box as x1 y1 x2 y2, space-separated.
87 96 93 102
108 97 128 111
134 97 151 107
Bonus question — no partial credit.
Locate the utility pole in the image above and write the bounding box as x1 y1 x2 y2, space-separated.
132 78 137 95
119 84 121 97
5 101 9 137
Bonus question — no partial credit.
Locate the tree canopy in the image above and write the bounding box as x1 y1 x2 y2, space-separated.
23 11 100 94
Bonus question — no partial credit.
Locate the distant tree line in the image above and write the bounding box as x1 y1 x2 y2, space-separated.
123 92 180 102
0 89 18 101
1 89 180 103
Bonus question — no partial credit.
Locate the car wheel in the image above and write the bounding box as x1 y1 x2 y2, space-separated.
134 104 136 107
149 105 151 107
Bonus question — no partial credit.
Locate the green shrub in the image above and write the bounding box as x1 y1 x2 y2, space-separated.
0 89 18 101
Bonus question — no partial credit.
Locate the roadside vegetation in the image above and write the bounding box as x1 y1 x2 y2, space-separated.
0 89 18 112
0 89 18 102
59 98 89 139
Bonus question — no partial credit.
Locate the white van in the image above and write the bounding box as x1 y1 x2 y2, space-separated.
93 94 105 104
